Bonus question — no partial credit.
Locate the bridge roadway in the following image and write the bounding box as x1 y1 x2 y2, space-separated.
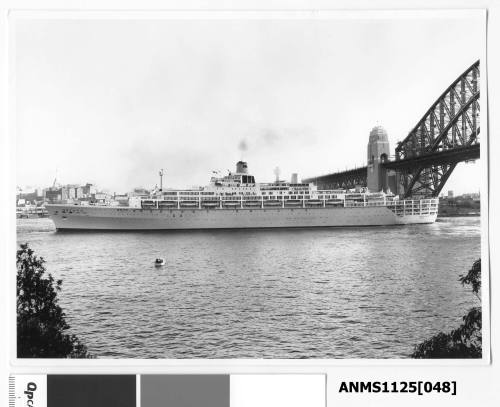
303 143 479 190
382 144 479 170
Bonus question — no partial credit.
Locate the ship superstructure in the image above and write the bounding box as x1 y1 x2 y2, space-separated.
46 161 438 230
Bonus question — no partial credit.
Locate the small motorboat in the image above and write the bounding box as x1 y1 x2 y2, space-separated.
154 258 166 267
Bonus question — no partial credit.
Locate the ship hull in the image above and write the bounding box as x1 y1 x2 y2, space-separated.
46 205 437 230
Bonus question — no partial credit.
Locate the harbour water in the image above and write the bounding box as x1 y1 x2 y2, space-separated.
16 217 481 358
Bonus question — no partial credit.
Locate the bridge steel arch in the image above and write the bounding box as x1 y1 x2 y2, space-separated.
393 60 480 198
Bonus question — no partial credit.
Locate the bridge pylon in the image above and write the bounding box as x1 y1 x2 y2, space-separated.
367 126 391 193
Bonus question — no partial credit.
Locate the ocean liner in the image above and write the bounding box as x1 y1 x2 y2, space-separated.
46 160 438 230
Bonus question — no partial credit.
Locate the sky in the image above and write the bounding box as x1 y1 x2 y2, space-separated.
14 13 484 195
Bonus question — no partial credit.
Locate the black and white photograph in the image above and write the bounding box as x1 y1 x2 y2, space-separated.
13 10 487 360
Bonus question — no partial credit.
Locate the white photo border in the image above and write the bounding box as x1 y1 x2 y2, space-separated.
4 7 490 373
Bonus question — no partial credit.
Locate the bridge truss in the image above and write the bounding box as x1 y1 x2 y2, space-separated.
303 166 367 190
392 60 480 198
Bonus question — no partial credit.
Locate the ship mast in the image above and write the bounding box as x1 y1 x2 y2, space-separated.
159 169 165 191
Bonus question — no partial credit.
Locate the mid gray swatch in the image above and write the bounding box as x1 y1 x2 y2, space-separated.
141 375 229 407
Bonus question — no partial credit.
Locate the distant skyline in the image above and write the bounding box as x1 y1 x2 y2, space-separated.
15 13 484 195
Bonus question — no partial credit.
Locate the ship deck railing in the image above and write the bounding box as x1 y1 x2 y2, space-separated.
138 196 438 215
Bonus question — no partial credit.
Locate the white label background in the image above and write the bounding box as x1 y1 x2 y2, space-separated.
230 374 325 407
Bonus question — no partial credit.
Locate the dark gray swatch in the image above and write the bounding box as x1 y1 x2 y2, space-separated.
141 375 229 407
47 375 136 407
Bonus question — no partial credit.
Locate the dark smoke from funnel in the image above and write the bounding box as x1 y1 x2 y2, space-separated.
238 139 248 152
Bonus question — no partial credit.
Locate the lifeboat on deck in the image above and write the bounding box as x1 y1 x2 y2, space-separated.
201 201 219 208
306 199 323 206
180 201 198 208
326 199 344 206
158 200 177 208
141 200 156 209
264 200 282 207
243 200 261 207
223 201 240 207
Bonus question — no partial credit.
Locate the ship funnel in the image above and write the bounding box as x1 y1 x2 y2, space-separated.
274 166 281 182
291 173 298 184
236 161 248 174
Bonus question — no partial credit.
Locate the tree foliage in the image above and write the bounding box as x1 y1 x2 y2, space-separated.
459 258 481 299
412 259 481 358
17 243 91 358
